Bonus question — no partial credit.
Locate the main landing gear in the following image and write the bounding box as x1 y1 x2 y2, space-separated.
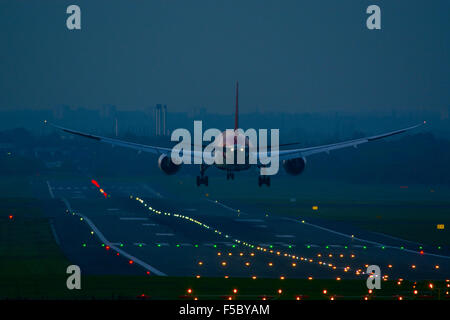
258 175 270 187
226 172 235 180
196 164 209 186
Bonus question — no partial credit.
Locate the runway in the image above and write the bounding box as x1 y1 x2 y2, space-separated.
33 178 450 281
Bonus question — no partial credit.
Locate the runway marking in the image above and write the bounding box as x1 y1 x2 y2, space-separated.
60 198 167 276
155 233 174 236
133 243 147 246
157 243 170 246
207 199 242 214
119 217 149 221
142 184 164 198
46 181 55 199
254 225 268 228
235 219 264 223
275 235 295 238
142 223 158 226
71 196 86 199
107 208 120 211
49 221 60 246
272 242 295 248
218 242 234 247
203 243 215 247
370 231 423 245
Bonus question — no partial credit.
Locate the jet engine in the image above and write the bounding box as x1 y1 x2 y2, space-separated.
158 154 181 175
282 157 306 176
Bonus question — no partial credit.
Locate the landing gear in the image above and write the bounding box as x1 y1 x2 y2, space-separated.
196 164 209 186
258 175 270 187
226 172 235 180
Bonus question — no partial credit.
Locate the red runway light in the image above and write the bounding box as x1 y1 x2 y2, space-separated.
91 180 100 188
8 215 13 220
129 260 134 264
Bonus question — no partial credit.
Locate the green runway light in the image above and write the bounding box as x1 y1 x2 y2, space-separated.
194 244 199 248
101 244 105 247
438 246 441 250
232 245 236 248
325 246 329 249
344 246 348 249
213 244 217 248
269 245 273 249
306 245 311 249
381 246 385 250
82 243 86 247
288 245 292 249
176 244 180 247
157 244 161 247
400 246 404 250
363 246 367 249
120 243 124 247
139 244 143 247
419 246 423 250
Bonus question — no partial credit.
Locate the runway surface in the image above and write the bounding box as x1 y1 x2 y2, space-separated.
32 178 450 281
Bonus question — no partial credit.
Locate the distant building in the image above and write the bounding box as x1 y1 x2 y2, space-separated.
100 105 117 119
155 104 168 136
53 105 70 120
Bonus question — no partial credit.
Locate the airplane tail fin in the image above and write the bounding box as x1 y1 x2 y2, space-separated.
235 81 239 131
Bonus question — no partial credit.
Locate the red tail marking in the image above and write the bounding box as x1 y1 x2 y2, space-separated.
235 81 239 131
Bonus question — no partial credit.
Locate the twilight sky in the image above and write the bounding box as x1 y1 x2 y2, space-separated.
0 0 449 114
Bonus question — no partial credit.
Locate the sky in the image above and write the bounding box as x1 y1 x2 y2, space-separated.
0 0 449 114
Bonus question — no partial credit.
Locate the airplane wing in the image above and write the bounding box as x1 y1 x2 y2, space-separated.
47 123 208 162
254 122 425 161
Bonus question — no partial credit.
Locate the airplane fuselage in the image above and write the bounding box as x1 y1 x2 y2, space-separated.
212 130 252 172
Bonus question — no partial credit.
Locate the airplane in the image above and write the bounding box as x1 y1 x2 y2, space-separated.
47 82 425 187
